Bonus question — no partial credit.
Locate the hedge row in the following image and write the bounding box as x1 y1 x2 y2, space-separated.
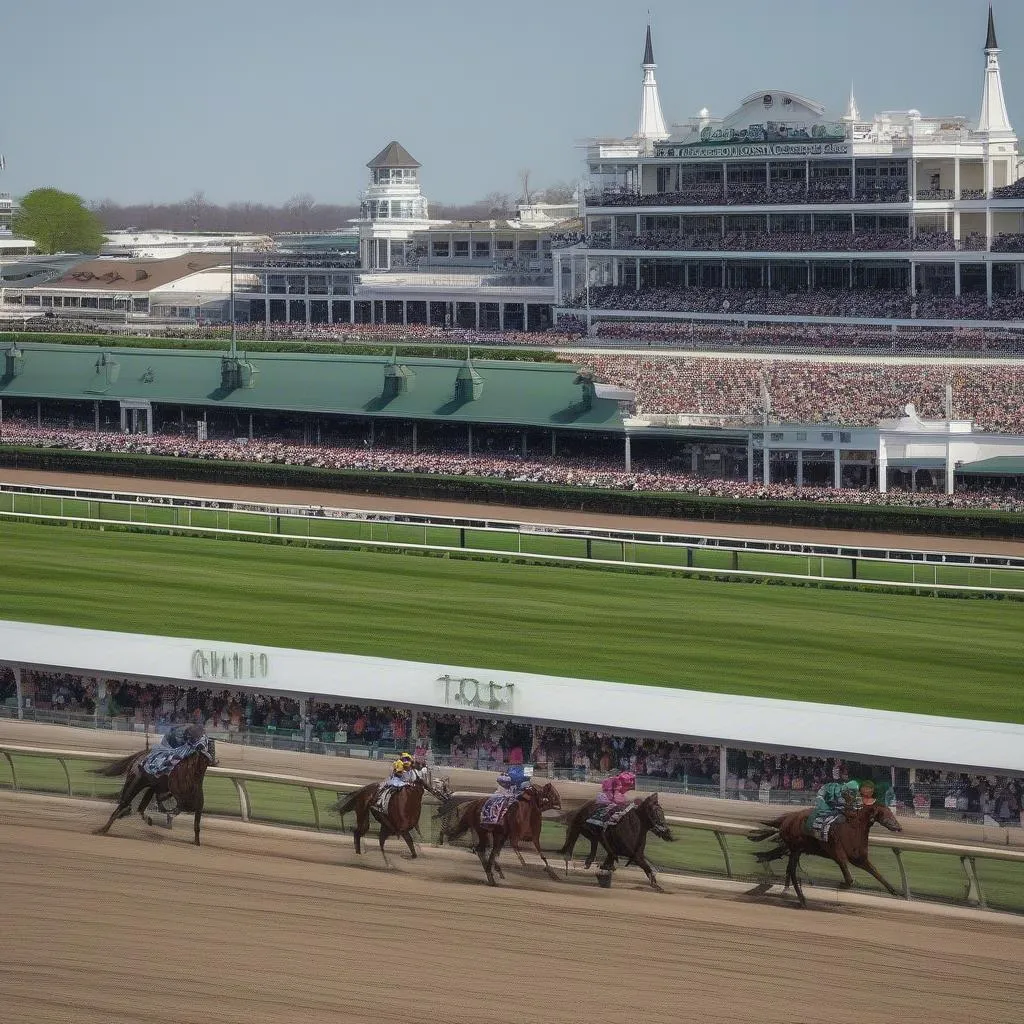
1 446 1022 539
0 332 558 363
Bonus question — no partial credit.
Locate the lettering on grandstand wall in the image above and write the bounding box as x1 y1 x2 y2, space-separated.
438 674 514 712
665 142 850 159
191 649 270 683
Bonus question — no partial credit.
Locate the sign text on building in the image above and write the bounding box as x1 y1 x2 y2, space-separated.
191 649 270 682
672 142 850 160
439 674 514 711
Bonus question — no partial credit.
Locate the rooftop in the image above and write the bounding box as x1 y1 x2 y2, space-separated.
45 254 226 293
367 141 422 170
0 344 626 431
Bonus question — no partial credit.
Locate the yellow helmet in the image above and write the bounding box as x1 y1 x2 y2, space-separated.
393 759 405 772
400 752 413 764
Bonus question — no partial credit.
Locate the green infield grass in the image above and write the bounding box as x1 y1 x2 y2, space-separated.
4 752 1021 913
1 519 1023 722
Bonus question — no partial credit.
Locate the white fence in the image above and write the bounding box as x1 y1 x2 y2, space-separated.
3 742 1022 912
3 482 1023 594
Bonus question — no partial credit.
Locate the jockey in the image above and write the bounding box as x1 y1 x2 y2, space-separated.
809 779 862 838
382 752 416 790
597 770 637 807
494 764 530 799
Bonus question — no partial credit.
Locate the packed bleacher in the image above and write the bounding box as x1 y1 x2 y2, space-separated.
580 229 973 253
5 413 1024 511
571 285 1024 322
581 319 1024 356
3 669 1020 823
585 184 911 207
570 353 1024 434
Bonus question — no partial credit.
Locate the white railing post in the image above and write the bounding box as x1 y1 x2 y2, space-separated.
14 665 23 721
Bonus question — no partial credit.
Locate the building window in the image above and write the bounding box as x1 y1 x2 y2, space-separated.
840 431 852 443
821 431 834 442
432 241 449 257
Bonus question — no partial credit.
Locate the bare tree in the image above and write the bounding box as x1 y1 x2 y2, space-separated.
482 191 512 217
283 192 316 232
540 180 577 204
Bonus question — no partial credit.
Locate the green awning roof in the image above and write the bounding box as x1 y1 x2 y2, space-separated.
957 456 1024 476
0 343 624 432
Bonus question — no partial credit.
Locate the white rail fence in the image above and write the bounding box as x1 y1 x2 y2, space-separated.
3 743 1022 912
3 483 1023 594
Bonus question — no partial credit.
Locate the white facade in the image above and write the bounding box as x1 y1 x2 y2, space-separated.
1 619 1021 774
101 231 273 260
350 141 448 270
559 10 1024 323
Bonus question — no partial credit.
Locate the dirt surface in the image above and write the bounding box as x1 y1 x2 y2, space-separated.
4 466 1023 556
3 720 1021 851
0 790 1021 1024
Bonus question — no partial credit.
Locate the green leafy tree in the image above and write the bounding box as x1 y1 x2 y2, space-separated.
13 188 105 254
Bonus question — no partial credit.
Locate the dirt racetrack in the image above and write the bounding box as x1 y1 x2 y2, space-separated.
1 791 1022 1024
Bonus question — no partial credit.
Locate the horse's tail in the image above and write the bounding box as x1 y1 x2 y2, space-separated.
91 752 142 778
438 799 474 844
333 789 362 819
747 826 780 844
755 844 788 865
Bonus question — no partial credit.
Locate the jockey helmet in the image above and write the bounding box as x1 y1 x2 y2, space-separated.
392 759 405 773
400 752 413 764
506 765 527 785
618 771 636 789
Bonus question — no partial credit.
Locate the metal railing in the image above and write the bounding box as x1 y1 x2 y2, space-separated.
2 741 1021 912
3 484 1023 594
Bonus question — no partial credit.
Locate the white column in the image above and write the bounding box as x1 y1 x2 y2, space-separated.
146 407 153 436
498 303 504 331
551 430 557 456
467 424 473 456
955 262 961 297
412 422 417 454
762 444 770 485
876 439 887 494
719 746 728 799
834 448 842 489
624 434 632 473
37 401 42 428
690 445 699 473
94 401 99 433
14 665 23 720
986 260 993 307
402 300 408 326
248 413 254 440
945 437 955 496
796 449 804 488
747 435 754 484
954 156 961 201
119 405 126 432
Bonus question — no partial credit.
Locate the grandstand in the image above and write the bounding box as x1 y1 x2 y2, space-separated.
556 9 1024 332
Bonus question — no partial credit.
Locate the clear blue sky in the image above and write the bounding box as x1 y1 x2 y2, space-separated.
2 0 1021 206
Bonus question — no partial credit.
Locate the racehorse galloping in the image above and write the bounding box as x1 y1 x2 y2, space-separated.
747 803 903 908
560 794 673 891
441 783 561 886
334 764 451 865
93 735 218 847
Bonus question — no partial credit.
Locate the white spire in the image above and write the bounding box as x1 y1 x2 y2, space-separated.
841 83 860 123
978 4 1013 136
637 24 669 143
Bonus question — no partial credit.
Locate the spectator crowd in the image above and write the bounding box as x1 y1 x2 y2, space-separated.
3 669 1019 824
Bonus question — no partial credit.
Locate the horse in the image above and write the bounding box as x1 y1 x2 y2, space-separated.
334 764 451 866
440 782 561 886
559 794 673 891
92 737 218 847
747 802 903 908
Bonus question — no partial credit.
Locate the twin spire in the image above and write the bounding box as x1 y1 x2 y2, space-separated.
637 24 669 143
978 4 1012 136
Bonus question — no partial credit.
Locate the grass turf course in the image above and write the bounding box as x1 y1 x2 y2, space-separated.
4 751 1022 913
5 490 1024 590
1 519 1022 723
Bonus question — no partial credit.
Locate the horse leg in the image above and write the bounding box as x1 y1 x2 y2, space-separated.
401 829 418 860
787 851 807 908
583 835 600 870
193 793 204 847
378 825 392 868
94 776 146 835
531 834 559 880
634 851 664 893
854 856 901 898
596 847 616 889
836 855 855 890
352 809 368 855
485 835 506 887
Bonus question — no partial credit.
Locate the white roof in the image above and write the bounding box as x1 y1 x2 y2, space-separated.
1 620 1020 775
